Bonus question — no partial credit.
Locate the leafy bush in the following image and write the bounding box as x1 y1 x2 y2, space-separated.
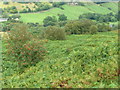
79 13 118 23
43 16 57 27
65 19 95 34
78 2 85 6
64 20 80 35
89 25 98 34
1 21 23 32
43 26 66 40
97 23 112 32
52 2 65 7
20 9 28 13
58 21 67 27
58 14 67 21
5 24 47 71
3 2 9 4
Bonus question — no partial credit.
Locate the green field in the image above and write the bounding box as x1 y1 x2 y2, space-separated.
101 2 118 13
2 31 118 88
84 4 112 14
19 2 118 23
20 5 93 24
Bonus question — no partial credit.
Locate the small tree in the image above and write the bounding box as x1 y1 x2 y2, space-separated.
3 2 9 4
89 25 98 34
58 14 67 21
43 26 66 40
5 24 47 72
65 19 95 35
20 9 28 13
43 16 57 27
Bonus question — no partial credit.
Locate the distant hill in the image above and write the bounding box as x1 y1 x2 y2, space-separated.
0 2 118 23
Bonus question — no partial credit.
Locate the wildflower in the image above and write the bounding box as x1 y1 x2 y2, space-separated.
27 48 31 50
22 63 27 65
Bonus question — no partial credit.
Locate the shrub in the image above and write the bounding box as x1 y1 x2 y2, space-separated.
3 2 9 4
20 9 28 13
11 6 17 10
58 21 67 27
43 16 57 27
58 14 67 21
52 2 65 7
79 13 118 23
5 24 46 71
78 2 85 6
64 20 81 35
97 24 112 32
65 19 95 34
59 6 64 10
43 26 66 40
89 25 98 34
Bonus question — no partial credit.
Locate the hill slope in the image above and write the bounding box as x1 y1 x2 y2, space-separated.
0 2 118 23
19 2 118 23
2 31 118 88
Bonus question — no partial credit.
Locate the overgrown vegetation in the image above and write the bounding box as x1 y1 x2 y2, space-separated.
43 26 66 40
2 30 118 88
79 12 118 23
3 24 47 72
1 1 119 88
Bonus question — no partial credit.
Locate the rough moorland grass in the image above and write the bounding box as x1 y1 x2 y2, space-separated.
2 31 118 88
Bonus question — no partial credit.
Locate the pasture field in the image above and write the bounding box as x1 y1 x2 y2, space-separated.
19 2 117 23
84 3 113 14
20 5 93 23
2 31 118 88
101 2 118 13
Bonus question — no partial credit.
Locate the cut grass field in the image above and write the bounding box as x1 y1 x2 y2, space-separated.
2 31 118 88
19 2 118 23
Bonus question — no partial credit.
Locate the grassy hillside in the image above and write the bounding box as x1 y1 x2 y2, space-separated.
20 5 93 23
0 2 36 11
2 31 118 88
19 2 118 23
0 2 118 23
84 4 113 14
101 2 118 13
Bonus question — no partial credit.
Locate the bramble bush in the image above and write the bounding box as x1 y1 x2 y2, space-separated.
5 24 47 71
43 26 66 40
